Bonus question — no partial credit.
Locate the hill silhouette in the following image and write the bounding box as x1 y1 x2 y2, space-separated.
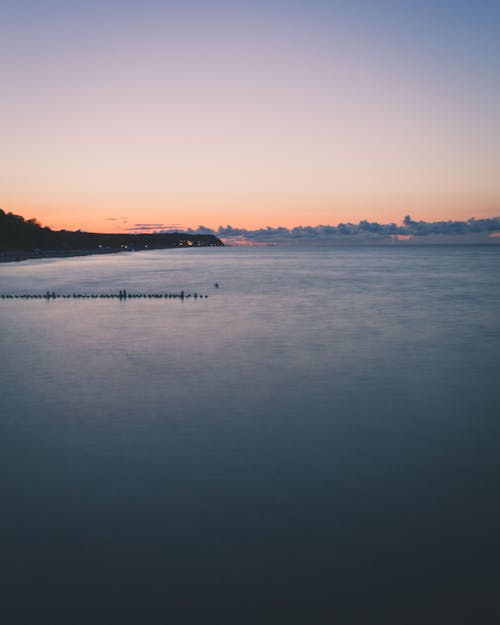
0 209 223 259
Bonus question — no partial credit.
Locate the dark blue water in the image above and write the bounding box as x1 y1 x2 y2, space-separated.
1 246 499 623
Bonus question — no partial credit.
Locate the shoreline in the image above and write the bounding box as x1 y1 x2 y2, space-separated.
0 248 128 264
2 238 499 263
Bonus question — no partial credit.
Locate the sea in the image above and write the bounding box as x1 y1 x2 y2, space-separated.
1 245 499 624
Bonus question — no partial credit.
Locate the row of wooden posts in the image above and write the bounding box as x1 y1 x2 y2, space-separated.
0 290 207 300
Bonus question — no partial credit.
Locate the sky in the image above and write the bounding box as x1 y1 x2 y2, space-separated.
1 0 499 233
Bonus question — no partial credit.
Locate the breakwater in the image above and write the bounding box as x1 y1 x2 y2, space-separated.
0 290 208 300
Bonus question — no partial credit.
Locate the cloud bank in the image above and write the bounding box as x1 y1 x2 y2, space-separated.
160 216 500 244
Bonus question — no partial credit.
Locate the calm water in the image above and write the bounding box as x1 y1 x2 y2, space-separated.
1 246 500 623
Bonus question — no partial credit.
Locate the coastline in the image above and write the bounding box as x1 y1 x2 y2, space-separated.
0 248 127 264
2 235 499 263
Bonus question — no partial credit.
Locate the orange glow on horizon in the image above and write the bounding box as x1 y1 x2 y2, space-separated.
3 194 499 235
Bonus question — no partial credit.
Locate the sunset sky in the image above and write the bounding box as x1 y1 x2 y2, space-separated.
1 0 499 233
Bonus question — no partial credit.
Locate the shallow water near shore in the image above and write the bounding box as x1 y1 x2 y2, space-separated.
1 245 500 622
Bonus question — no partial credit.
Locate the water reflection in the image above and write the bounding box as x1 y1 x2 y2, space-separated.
1 246 500 620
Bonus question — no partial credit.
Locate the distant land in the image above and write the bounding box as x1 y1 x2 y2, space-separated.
0 209 223 262
1 210 500 262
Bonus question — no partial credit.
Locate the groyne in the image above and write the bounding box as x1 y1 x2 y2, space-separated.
0 290 208 300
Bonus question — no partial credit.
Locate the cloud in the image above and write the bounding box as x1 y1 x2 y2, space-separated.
184 225 217 235
401 215 500 235
159 224 185 231
125 223 173 232
176 216 500 244
111 216 499 243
